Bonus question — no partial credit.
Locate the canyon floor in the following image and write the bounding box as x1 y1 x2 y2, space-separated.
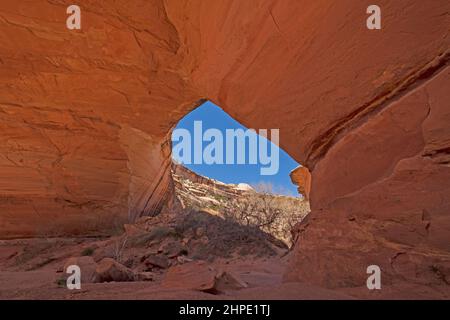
0 213 350 300
0 168 333 300
1 236 446 300
0 238 348 300
0 168 447 300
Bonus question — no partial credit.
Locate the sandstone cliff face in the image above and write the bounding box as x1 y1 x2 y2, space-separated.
0 0 449 290
172 164 310 245
290 166 311 200
0 0 203 237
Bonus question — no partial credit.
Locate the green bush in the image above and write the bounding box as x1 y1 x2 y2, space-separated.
81 247 95 256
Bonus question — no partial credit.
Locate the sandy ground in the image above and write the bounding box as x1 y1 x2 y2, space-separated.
0 237 355 300
1 238 447 300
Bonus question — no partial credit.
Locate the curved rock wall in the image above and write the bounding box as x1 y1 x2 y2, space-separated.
0 0 202 237
0 0 449 288
290 166 311 200
285 67 450 288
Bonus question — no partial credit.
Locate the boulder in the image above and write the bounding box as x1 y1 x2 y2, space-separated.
214 270 248 292
162 262 247 294
93 258 135 283
63 256 97 283
144 255 169 269
124 224 147 237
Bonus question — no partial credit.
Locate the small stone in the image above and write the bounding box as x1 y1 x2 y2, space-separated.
134 272 154 282
214 270 248 292
177 256 193 264
162 262 247 294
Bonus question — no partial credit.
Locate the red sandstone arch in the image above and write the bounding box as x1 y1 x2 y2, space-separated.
0 0 449 289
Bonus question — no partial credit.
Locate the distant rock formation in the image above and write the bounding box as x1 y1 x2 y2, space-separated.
172 164 310 245
289 166 311 200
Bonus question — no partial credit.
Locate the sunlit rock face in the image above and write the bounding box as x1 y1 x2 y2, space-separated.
290 167 311 200
0 0 449 289
285 68 450 288
0 0 203 237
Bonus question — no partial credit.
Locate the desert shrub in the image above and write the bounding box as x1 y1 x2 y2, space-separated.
174 211 211 235
174 210 284 260
81 247 95 256
128 226 178 247
147 226 177 241
223 183 309 246
55 278 66 288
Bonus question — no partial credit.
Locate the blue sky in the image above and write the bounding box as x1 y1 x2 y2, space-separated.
171 101 300 196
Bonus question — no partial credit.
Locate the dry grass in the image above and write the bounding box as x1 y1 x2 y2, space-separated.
174 209 287 260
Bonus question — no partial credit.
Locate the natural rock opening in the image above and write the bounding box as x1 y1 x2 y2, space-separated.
169 101 310 247
0 1 448 299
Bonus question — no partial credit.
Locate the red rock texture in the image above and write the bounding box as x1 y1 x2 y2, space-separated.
290 166 311 200
162 262 247 294
63 256 97 283
0 0 449 291
0 0 199 237
93 258 135 283
285 67 450 289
